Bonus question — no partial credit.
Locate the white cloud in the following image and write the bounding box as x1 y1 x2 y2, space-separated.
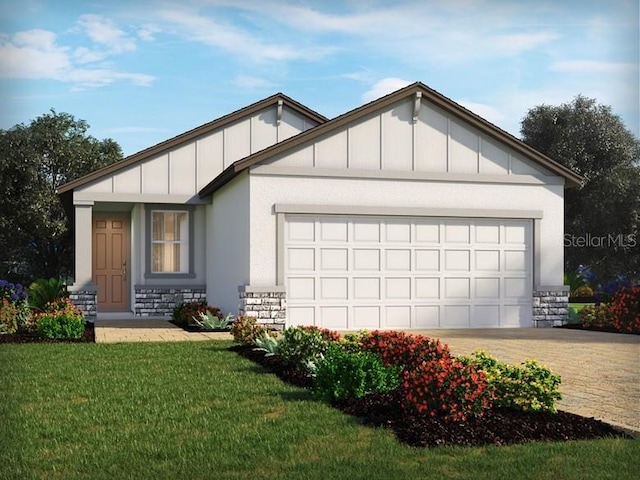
0 28 154 88
492 32 560 56
362 77 413 103
76 14 136 53
550 60 639 74
456 100 507 127
234 74 273 89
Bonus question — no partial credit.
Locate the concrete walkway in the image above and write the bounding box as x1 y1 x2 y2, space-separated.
95 320 639 434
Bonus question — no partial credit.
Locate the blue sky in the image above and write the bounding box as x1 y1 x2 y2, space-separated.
1 0 638 156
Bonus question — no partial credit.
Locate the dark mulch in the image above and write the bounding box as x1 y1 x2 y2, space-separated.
169 320 231 333
230 344 632 448
555 323 638 335
0 322 95 344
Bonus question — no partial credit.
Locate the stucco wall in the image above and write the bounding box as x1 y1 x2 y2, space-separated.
248 173 565 288
207 172 251 314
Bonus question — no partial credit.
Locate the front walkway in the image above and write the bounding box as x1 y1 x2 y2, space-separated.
95 320 639 434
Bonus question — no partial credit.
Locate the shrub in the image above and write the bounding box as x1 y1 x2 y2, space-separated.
402 358 492 421
253 331 282 357
0 280 31 334
27 278 67 312
578 304 614 328
278 326 332 373
459 351 562 413
338 329 371 353
609 286 640 334
360 330 451 370
230 316 266 344
192 311 233 330
570 284 594 299
36 298 85 339
172 301 222 326
313 343 401 402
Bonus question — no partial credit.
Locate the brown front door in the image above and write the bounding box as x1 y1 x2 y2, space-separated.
93 213 130 312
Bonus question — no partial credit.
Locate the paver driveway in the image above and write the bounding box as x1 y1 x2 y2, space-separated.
96 320 639 434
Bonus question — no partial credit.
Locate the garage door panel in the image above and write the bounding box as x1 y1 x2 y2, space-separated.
285 215 532 329
444 277 471 299
320 306 348 329
354 306 380 328
415 305 440 327
320 248 348 270
386 306 411 328
444 305 470 327
353 277 381 299
354 249 380 270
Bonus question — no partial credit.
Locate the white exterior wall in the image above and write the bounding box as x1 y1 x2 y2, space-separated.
266 99 554 179
248 174 564 288
208 172 251 314
75 104 319 200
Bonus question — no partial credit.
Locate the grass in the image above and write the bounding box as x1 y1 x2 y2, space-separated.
1 341 638 480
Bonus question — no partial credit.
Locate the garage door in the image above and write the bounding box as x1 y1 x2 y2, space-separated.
285 215 532 329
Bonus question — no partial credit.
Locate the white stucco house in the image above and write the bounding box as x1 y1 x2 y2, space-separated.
58 82 582 329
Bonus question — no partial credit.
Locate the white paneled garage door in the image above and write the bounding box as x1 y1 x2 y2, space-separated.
285 215 533 329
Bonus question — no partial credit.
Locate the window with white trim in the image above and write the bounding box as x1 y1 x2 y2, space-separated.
151 210 189 273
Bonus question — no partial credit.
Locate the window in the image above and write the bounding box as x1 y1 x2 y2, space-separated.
145 206 195 278
151 211 188 273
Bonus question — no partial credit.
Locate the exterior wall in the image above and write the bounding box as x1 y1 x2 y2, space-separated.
248 174 565 289
207 172 251 314
68 286 97 322
265 99 553 179
134 286 206 317
533 287 570 327
74 105 318 199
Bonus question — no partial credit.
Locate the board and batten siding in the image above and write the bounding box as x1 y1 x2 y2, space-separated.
75 104 319 198
264 99 551 178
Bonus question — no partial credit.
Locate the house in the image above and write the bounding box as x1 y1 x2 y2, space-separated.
58 82 582 329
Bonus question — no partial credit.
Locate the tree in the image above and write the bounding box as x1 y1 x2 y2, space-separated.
520 95 640 283
0 110 122 281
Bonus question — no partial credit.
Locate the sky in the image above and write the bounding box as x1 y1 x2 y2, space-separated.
1 0 638 157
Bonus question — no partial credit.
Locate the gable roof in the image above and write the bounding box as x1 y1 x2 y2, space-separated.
198 82 583 198
57 93 328 195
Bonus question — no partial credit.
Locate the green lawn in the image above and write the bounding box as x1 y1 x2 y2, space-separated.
1 341 637 480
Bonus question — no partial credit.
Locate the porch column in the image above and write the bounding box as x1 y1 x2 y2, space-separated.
73 201 94 285
68 201 98 321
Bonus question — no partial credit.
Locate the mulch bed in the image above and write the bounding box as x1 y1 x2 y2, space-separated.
555 324 638 335
230 344 633 448
0 322 95 344
169 320 231 333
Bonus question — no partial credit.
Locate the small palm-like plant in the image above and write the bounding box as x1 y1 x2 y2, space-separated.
253 331 281 357
27 278 68 312
192 312 233 331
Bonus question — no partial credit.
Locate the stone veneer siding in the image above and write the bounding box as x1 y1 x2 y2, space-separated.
69 287 97 322
134 286 206 317
533 287 570 327
238 286 286 330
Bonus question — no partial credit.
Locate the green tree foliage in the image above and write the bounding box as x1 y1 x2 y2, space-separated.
0 110 122 281
520 96 640 282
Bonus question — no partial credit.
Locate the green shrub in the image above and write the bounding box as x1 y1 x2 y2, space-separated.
338 329 371 353
172 301 222 326
27 278 67 312
313 343 401 403
278 326 332 373
230 316 266 344
36 298 85 339
459 351 562 413
578 304 614 328
610 286 640 334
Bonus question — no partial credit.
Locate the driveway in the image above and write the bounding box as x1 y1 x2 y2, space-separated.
95 320 639 434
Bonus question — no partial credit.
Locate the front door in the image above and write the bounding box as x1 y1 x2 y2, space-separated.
93 213 130 312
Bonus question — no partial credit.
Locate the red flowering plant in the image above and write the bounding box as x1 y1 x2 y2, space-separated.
299 325 341 342
609 286 640 334
35 297 85 339
401 358 492 421
172 300 222 326
360 330 451 369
